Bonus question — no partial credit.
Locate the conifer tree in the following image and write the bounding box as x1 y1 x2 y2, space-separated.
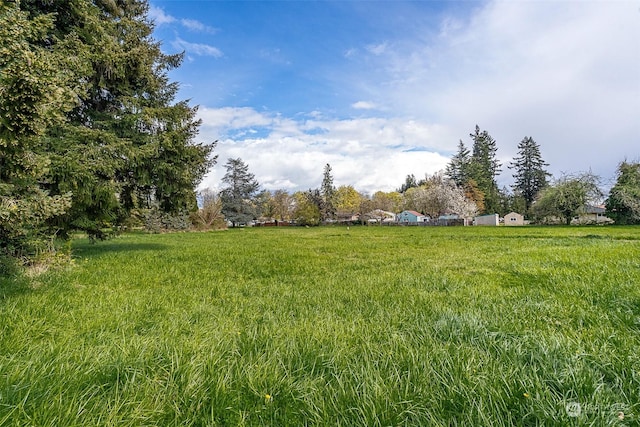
445 140 471 187
398 174 418 194
320 163 336 221
21 0 214 238
220 158 259 227
509 136 550 212
0 3 79 264
605 161 640 224
467 125 501 213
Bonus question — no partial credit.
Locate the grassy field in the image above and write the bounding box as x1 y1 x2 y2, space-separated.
1 225 639 426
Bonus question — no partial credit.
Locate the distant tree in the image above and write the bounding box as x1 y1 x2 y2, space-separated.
496 187 526 217
401 186 424 212
605 161 640 224
335 185 364 218
445 140 471 186
467 125 501 213
509 136 550 212
357 197 376 225
372 191 403 213
320 163 336 221
270 189 294 221
193 189 225 229
293 190 322 226
398 174 418 193
419 172 478 219
220 158 259 227
254 190 273 220
508 189 527 216
463 179 485 213
532 172 602 225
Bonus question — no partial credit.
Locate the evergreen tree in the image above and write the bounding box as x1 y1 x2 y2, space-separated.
20 0 214 238
220 158 259 227
398 174 418 193
509 136 550 212
605 161 640 224
0 3 79 265
467 125 501 213
320 163 336 221
445 140 471 186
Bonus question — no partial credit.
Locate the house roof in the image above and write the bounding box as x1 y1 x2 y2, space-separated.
400 210 424 217
368 209 395 217
585 205 606 214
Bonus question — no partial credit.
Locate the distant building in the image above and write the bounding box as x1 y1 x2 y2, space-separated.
573 205 613 224
474 213 499 226
504 212 525 226
438 214 460 221
367 209 396 224
397 210 428 224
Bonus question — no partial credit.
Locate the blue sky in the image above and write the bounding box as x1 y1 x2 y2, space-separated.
149 0 640 194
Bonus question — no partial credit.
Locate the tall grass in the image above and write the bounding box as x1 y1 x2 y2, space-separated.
1 226 639 425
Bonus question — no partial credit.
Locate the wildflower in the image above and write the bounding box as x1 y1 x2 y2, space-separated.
523 393 530 398
265 394 272 402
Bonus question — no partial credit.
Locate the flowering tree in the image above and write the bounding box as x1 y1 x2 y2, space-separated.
402 173 477 219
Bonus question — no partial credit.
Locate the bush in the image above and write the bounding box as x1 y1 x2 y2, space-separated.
142 207 191 233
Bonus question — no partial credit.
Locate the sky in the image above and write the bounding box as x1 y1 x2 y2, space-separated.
149 0 640 195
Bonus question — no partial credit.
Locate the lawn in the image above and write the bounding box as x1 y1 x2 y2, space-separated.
1 226 639 426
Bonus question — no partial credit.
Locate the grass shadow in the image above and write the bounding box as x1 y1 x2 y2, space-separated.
73 241 169 259
0 275 31 301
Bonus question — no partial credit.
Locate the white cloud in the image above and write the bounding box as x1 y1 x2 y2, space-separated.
172 37 223 57
344 48 357 58
180 18 218 34
196 107 452 194
149 5 175 25
351 101 378 110
366 42 389 56
192 1 640 194
199 106 273 130
149 6 217 33
340 0 640 186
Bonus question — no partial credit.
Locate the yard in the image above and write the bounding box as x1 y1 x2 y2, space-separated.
1 226 639 425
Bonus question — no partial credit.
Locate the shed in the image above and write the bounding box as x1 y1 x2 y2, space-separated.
474 213 499 226
504 212 525 226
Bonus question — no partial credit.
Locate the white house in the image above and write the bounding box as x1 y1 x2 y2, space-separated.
367 209 396 224
573 205 613 224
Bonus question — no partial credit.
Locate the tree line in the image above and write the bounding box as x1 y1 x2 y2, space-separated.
209 126 639 228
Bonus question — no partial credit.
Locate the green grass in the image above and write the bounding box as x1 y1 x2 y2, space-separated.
1 226 639 426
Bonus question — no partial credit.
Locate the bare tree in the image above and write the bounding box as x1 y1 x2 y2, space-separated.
195 188 225 229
